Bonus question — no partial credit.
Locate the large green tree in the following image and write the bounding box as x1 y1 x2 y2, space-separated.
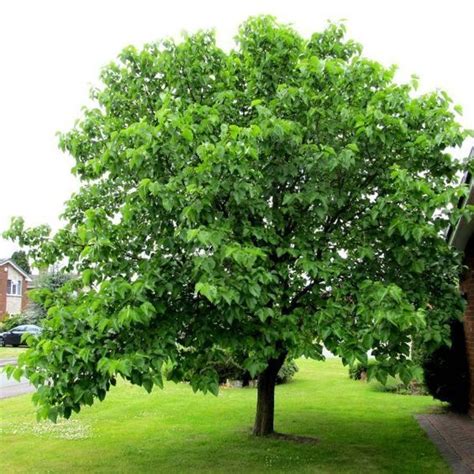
5 17 472 436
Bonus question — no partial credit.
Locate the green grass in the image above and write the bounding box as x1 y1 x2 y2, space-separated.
0 358 447 473
0 346 26 360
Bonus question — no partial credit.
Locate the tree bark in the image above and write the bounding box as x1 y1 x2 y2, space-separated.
253 353 286 436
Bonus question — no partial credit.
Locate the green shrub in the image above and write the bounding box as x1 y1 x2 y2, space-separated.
380 380 427 396
23 271 74 326
165 357 299 386
276 359 299 384
348 360 377 380
2 314 27 331
421 318 469 413
213 358 299 385
350 359 427 395
212 356 250 385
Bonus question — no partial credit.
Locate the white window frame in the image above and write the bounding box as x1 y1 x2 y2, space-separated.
7 279 22 296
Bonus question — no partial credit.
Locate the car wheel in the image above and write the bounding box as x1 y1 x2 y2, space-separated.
12 344 19 348
0 338 5 347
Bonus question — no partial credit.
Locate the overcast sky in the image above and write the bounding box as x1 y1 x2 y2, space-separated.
1 0 473 259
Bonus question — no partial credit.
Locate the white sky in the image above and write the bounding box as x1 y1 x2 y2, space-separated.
1 0 473 259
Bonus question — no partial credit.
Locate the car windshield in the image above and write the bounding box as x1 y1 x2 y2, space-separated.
24 325 41 332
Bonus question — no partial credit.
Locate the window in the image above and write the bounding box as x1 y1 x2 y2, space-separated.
6 279 22 296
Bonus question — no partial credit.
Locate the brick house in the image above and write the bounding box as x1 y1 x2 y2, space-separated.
0 258 32 320
447 153 474 417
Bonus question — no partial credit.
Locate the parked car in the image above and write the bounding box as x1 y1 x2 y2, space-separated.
0 325 42 347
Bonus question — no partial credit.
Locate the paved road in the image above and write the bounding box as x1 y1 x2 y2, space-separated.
0 358 18 367
0 358 35 399
0 350 336 400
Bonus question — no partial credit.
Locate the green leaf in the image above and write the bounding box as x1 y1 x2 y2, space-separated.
195 282 218 303
47 407 59 423
82 269 93 286
153 372 164 389
248 283 261 298
12 367 23 382
374 369 388 385
208 381 219 396
181 127 194 142
142 379 153 393
256 307 273 322
399 366 412 386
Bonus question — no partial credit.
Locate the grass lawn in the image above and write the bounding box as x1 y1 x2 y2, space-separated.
0 346 26 360
0 358 447 473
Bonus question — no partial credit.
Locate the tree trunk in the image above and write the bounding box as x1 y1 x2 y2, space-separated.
253 354 286 436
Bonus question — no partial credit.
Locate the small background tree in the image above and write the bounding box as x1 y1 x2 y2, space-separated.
4 16 472 436
11 250 31 274
22 271 73 325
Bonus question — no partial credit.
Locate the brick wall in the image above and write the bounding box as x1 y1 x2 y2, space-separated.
0 264 7 319
21 275 29 311
462 241 474 418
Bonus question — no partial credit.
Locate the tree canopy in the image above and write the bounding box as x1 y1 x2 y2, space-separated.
5 16 472 435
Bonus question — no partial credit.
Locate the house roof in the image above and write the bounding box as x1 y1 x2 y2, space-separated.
0 258 32 281
447 147 474 251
